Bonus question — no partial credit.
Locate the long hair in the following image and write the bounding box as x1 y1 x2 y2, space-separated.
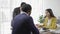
46 8 55 17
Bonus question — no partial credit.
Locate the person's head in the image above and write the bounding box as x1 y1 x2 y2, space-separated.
21 2 26 7
21 4 32 15
20 2 26 11
45 8 55 18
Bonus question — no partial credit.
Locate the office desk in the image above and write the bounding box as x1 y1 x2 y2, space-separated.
39 28 60 34
36 23 60 34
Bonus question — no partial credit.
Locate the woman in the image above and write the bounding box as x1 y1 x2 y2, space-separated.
43 8 57 30
36 9 57 30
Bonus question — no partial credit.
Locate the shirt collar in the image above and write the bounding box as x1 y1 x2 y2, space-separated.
21 11 28 15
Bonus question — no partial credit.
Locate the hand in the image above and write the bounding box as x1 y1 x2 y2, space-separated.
35 24 43 28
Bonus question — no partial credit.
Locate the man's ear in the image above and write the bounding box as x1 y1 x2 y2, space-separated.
28 10 31 12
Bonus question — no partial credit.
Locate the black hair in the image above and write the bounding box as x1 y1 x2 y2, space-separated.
21 2 26 7
46 8 55 17
22 4 32 13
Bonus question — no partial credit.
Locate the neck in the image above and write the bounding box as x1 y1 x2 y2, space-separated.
48 16 51 19
21 11 28 15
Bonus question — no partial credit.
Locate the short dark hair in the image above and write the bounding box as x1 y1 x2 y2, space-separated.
22 4 32 13
21 2 26 7
46 8 55 17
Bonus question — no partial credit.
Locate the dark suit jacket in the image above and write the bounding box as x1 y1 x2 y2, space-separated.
13 7 20 19
11 13 39 34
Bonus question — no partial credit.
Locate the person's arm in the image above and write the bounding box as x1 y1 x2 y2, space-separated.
28 17 39 34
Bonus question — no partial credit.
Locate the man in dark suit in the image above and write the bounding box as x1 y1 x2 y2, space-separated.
13 2 26 19
11 4 39 34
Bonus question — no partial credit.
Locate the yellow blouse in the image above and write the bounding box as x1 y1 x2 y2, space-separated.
43 17 57 29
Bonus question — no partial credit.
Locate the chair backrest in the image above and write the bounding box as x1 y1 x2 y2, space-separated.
57 16 60 24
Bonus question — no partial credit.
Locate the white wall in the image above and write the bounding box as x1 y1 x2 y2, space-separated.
0 0 11 34
42 0 60 18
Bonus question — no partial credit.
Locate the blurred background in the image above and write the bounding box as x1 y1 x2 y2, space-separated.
0 0 60 34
